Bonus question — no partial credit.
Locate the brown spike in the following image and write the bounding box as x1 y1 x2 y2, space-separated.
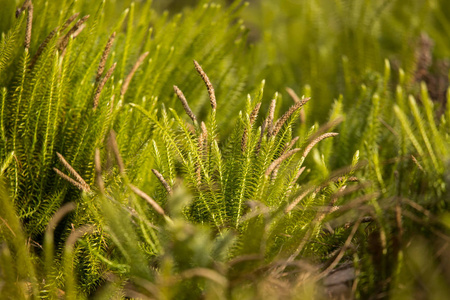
302 132 338 159
196 122 208 183
96 32 116 83
24 2 33 49
309 117 344 142
16 0 31 18
56 152 90 191
152 169 173 195
272 97 310 137
129 184 166 216
30 27 58 68
194 60 216 110
65 224 95 248
411 155 425 172
286 87 306 123
93 62 116 110
121 52 149 96
266 99 276 137
285 186 315 213
174 85 197 123
265 148 301 177
46 202 76 233
255 118 266 155
54 168 90 192
71 23 86 39
249 103 262 125
60 12 80 33
94 149 104 193
58 15 90 52
108 130 125 174
281 136 299 155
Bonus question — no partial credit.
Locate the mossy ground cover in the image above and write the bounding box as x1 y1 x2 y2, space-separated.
1 0 450 299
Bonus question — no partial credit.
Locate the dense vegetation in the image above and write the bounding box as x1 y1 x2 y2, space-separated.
1 0 450 298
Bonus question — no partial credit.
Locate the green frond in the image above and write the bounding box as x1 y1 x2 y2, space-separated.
2 0 450 298
409 95 440 172
0 14 25 80
394 104 425 157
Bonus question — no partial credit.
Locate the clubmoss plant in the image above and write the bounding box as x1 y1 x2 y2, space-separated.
1 0 450 299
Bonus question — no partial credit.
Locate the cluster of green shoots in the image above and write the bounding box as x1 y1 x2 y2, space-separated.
1 0 450 299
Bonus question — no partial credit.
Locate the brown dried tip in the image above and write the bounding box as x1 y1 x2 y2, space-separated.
241 130 248 153
274 135 299 160
174 85 197 123
271 165 280 182
60 12 80 33
56 152 90 191
24 2 33 49
72 23 86 39
121 52 149 96
16 0 31 17
94 149 104 193
54 168 90 192
272 97 310 137
30 27 58 68
249 103 262 125
294 166 306 182
199 122 208 158
285 87 301 102
66 224 95 248
58 15 90 52
255 118 266 155
411 155 425 172
129 184 166 216
108 130 125 174
185 122 196 134
284 136 300 153
96 32 116 83
46 202 76 233
266 99 276 137
200 122 208 139
309 117 344 142
241 103 262 152
285 186 315 213
286 87 306 123
265 148 301 177
336 176 359 183
152 169 173 195
93 62 117 110
193 60 216 110
196 122 208 183
302 132 338 158
284 166 306 199
109 94 115 114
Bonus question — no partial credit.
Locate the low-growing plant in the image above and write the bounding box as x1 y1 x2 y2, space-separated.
1 0 450 299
